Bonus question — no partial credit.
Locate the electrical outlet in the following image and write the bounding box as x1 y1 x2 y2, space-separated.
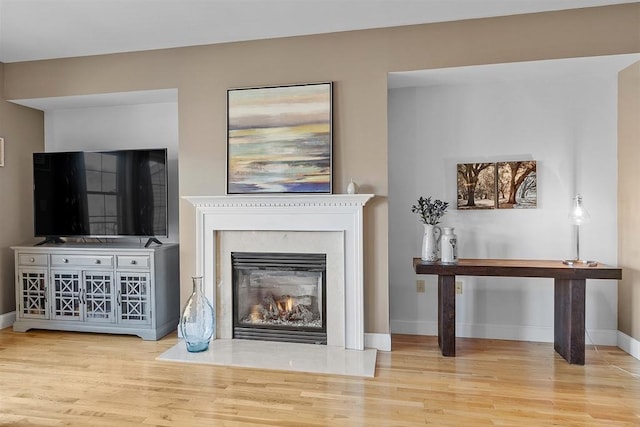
416 279 426 293
455 281 463 295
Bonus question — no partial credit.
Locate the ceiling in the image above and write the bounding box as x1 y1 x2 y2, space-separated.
0 0 635 63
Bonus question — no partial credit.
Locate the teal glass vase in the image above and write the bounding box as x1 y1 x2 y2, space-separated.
179 276 215 352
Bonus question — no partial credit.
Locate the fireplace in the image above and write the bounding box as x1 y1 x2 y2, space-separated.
162 195 379 376
232 252 327 344
184 194 373 350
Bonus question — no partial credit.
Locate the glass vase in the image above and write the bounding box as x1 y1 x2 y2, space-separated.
180 276 215 352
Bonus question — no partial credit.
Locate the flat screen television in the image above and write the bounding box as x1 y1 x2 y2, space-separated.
33 148 168 243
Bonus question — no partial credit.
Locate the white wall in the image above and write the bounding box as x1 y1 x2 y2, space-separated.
44 102 179 244
388 71 619 345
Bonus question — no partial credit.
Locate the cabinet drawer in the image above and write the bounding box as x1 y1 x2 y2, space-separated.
51 254 114 267
18 253 48 266
117 255 150 269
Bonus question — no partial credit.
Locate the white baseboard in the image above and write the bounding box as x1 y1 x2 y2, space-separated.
365 333 391 351
390 319 618 346
584 328 618 347
0 311 16 330
617 331 640 361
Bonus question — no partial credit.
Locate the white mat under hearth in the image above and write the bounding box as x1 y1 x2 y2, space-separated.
157 339 377 378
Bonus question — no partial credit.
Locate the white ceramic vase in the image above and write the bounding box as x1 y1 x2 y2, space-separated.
347 179 358 194
441 227 458 264
421 223 442 263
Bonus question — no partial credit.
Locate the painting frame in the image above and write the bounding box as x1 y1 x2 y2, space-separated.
457 160 537 210
457 162 497 210
497 161 537 209
226 81 333 194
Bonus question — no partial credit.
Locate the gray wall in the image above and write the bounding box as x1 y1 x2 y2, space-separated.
389 67 620 344
43 100 180 244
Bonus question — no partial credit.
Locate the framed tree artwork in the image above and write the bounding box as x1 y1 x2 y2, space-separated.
497 161 537 209
457 163 496 209
226 82 333 194
457 160 537 210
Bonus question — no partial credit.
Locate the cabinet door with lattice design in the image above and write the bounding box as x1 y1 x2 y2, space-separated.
83 272 115 323
18 268 49 319
117 273 151 325
51 270 83 321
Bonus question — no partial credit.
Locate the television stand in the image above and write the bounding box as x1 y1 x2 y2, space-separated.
11 242 180 340
144 237 163 248
35 237 65 246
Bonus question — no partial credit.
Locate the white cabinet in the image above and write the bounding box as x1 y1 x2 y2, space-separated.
13 243 179 340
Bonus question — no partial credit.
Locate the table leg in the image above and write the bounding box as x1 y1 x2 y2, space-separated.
438 274 456 357
554 278 586 365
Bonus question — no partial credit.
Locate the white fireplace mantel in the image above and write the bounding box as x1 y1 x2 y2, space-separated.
184 194 374 350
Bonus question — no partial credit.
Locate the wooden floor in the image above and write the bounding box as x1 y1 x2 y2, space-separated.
0 330 639 426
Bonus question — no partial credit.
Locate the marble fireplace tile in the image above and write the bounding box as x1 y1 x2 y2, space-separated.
157 339 377 378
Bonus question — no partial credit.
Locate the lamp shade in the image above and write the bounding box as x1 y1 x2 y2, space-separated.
568 194 590 225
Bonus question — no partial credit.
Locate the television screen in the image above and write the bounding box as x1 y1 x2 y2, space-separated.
33 148 168 238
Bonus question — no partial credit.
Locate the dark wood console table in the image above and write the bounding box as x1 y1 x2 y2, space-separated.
413 258 622 364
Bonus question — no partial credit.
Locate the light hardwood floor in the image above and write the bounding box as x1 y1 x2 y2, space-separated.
0 329 639 426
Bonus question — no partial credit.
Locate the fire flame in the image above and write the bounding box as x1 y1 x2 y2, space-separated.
276 297 294 312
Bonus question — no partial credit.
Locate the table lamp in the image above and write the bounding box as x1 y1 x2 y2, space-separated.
563 194 592 265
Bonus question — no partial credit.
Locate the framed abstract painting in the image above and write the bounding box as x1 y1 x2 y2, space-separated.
227 82 333 194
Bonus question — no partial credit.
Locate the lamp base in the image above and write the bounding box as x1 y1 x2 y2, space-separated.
563 259 598 267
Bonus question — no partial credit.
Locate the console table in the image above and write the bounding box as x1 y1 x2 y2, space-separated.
413 258 622 364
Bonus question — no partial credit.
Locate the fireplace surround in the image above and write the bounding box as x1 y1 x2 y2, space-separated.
184 194 373 350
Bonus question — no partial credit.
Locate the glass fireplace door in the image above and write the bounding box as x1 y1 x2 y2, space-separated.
232 252 327 344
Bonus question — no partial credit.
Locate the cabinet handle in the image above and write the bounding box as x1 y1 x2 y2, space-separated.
63 258 69 263
95 259 101 265
130 260 137 265
29 257 35 263
79 289 86 304
117 290 121 305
